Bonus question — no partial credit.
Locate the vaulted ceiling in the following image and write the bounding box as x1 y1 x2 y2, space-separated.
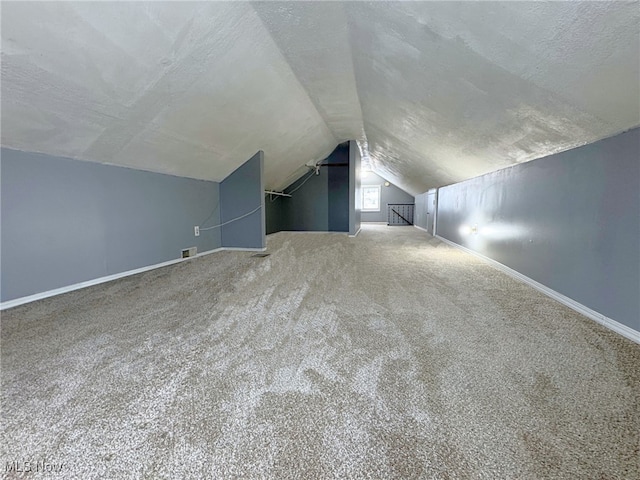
2 2 638 195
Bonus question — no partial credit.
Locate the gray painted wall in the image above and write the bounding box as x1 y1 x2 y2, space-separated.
436 128 640 331
361 171 414 223
265 192 288 235
1 148 221 302
283 168 329 232
220 151 265 249
327 147 350 232
349 140 361 235
266 144 350 234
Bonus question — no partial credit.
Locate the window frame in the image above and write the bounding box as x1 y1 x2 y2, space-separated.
361 185 381 212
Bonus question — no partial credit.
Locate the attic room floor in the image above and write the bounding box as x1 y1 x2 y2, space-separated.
2 225 639 479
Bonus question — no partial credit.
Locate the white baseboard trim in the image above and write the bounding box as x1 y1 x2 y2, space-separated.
348 227 362 238
413 224 430 233
435 235 640 345
0 245 266 311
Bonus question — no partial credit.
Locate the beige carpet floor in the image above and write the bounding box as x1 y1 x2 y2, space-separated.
1 225 639 479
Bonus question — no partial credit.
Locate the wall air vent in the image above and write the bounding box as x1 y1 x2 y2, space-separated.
181 247 197 258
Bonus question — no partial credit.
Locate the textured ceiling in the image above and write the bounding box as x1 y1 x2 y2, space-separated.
2 2 639 195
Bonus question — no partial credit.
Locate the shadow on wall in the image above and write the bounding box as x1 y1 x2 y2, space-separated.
266 143 350 234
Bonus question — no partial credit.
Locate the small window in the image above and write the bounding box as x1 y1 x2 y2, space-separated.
362 185 381 212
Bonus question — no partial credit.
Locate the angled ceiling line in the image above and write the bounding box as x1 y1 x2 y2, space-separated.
2 2 639 195
339 1 371 169
342 3 418 194
250 2 338 148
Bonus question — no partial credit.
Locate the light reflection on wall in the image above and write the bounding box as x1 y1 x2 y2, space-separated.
458 221 527 250
479 223 526 241
458 224 477 236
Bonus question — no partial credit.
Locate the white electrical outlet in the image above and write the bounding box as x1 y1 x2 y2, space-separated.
194 226 200 236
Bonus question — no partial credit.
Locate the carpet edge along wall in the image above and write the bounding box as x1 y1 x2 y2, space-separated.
435 127 640 332
0 148 265 302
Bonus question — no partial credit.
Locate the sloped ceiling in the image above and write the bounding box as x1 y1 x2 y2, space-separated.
2 1 638 195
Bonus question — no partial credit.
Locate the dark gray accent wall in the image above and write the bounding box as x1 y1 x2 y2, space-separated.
1 148 221 302
361 171 414 223
265 192 288 235
220 151 265 249
284 168 329 232
436 128 640 331
349 140 361 235
327 146 350 232
266 144 350 234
